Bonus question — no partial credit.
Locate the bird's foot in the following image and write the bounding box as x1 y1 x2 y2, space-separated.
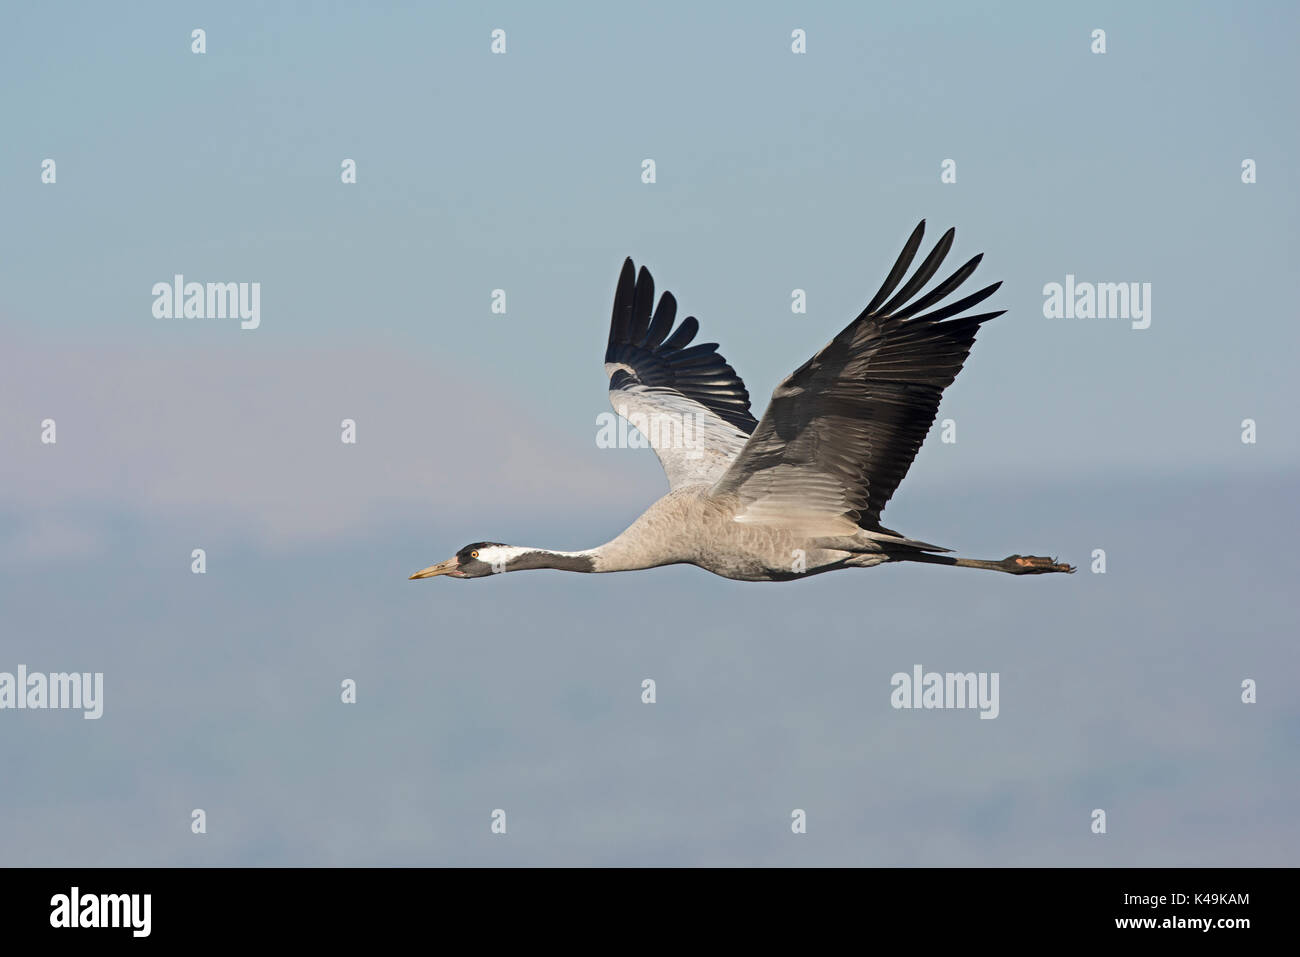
1002 554 1075 575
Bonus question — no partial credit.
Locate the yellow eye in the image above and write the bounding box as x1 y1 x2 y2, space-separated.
470 550 479 559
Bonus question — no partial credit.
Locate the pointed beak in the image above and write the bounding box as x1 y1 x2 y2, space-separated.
409 557 460 580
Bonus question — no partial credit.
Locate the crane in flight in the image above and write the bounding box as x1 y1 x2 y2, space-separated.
411 222 1073 583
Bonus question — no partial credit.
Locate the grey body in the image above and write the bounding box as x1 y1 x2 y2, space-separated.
592 486 886 582
411 222 1074 584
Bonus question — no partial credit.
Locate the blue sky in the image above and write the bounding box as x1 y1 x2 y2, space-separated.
1 2 1297 865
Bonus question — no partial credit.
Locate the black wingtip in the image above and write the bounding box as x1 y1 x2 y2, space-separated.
615 257 636 289
608 258 638 352
660 314 699 351
876 226 956 317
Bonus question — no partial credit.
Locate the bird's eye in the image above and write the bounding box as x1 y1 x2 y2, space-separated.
470 550 479 559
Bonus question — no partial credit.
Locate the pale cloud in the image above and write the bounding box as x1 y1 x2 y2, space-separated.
0 514 106 564
1 332 644 547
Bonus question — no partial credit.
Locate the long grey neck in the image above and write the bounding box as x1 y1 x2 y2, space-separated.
506 540 670 574
505 548 598 573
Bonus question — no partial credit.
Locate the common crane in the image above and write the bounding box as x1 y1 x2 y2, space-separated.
411 222 1073 583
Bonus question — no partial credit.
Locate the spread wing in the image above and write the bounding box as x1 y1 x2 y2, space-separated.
605 258 758 489
710 222 1004 536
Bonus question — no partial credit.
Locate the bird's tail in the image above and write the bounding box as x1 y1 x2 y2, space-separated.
816 528 952 554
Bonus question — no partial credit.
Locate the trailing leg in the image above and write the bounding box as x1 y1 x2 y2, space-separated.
889 551 1075 575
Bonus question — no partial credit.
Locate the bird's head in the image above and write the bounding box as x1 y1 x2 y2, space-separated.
409 542 514 580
